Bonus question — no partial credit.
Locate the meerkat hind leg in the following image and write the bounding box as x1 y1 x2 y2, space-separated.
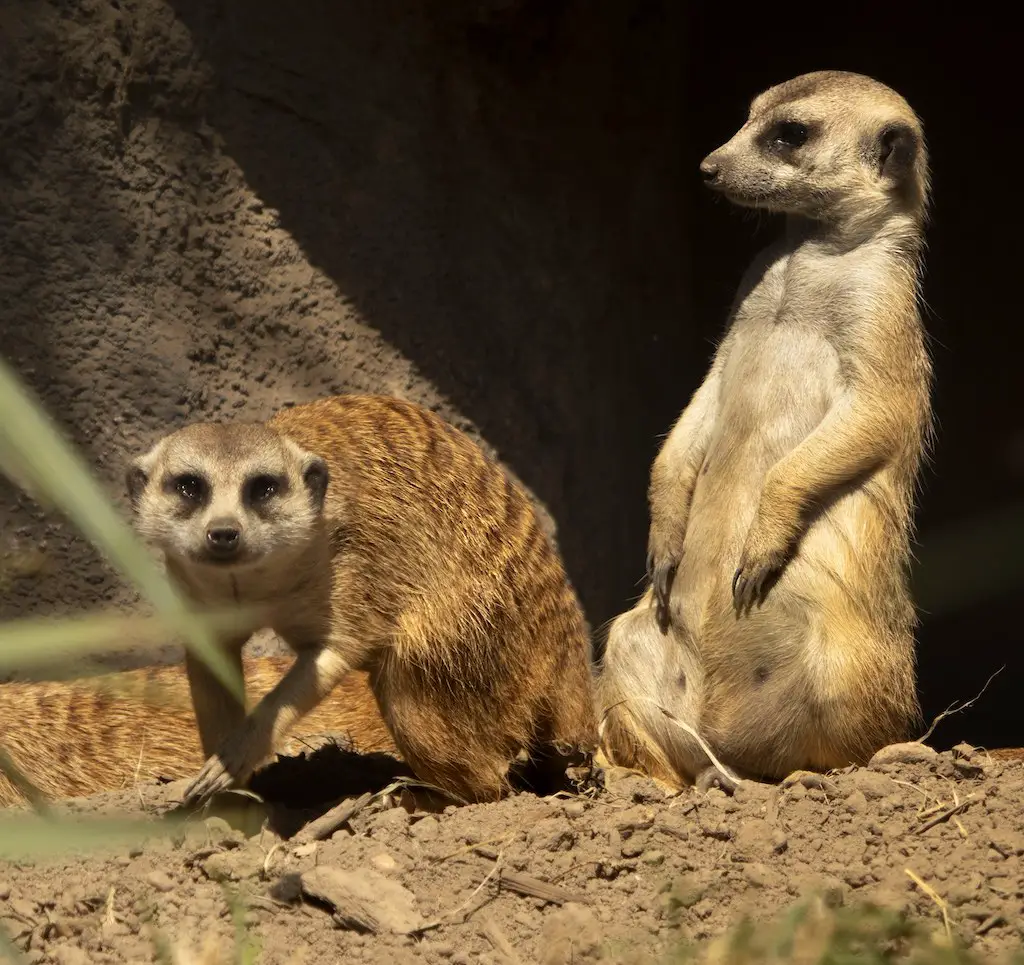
182 645 352 806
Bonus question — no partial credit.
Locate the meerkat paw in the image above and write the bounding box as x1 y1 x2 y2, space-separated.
732 521 790 613
182 756 236 807
646 528 684 633
182 733 265 807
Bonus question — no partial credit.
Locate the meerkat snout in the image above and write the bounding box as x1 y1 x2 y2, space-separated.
204 518 243 560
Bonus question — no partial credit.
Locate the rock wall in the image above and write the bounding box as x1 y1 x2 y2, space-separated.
0 0 691 666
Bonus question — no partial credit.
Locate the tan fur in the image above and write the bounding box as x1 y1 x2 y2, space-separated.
0 656 395 808
599 71 933 787
127 395 597 805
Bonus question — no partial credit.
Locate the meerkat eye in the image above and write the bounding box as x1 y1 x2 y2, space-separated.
172 474 207 503
247 474 284 505
772 121 810 149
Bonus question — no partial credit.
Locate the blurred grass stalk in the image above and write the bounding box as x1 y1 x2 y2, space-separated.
0 354 242 699
0 607 257 678
0 355 237 864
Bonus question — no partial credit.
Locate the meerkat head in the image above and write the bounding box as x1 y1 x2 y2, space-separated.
699 70 929 227
125 422 329 572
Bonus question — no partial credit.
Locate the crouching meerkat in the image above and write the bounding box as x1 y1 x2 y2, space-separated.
598 70 933 789
126 395 598 806
0 656 397 809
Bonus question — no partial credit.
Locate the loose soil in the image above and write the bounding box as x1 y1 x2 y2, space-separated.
2 742 1022 964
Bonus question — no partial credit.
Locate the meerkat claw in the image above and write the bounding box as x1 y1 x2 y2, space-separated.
731 566 748 611
733 561 774 613
651 560 677 634
182 756 235 807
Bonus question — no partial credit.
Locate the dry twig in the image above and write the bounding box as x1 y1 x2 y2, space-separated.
292 791 373 844
914 799 973 835
498 870 587 905
904 868 952 943
917 666 1004 743
481 915 525 965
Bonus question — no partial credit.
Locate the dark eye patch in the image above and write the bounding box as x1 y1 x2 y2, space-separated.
245 473 287 507
765 119 811 153
166 472 208 505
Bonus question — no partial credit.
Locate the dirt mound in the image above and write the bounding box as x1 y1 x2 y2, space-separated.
1 743 1021 963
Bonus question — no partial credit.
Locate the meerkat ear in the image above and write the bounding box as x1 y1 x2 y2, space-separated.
877 122 918 183
125 440 164 511
125 460 149 511
301 455 329 512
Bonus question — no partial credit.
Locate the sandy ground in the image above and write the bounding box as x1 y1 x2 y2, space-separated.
1 742 1022 964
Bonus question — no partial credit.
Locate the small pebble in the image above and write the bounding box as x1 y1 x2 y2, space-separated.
9 897 36 918
563 801 585 819
145 870 175 893
52 947 89 965
621 840 645 859
869 741 938 768
371 853 398 872
204 816 244 848
744 863 771 887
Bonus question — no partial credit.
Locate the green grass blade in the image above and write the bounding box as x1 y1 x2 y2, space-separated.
0 606 263 677
0 357 242 700
0 924 29 965
0 814 185 861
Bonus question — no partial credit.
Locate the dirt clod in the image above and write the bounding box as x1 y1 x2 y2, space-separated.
301 866 423 935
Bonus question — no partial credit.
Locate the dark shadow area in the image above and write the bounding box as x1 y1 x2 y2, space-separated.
247 742 413 839
163 0 692 633
189 738 595 839
248 743 412 812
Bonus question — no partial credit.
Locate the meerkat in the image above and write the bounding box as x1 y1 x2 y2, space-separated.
0 656 397 809
599 70 933 790
126 394 597 806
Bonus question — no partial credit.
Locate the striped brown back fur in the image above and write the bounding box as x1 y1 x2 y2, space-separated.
0 656 395 808
130 394 598 804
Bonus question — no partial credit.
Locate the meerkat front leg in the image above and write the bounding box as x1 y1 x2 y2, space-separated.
182 641 360 806
185 640 248 759
732 386 907 611
648 361 723 632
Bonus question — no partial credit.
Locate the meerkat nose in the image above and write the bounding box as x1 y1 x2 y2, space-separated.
699 157 720 183
206 523 241 558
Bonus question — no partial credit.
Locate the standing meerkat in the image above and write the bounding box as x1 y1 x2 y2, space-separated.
0 656 397 809
599 70 933 789
126 394 597 806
